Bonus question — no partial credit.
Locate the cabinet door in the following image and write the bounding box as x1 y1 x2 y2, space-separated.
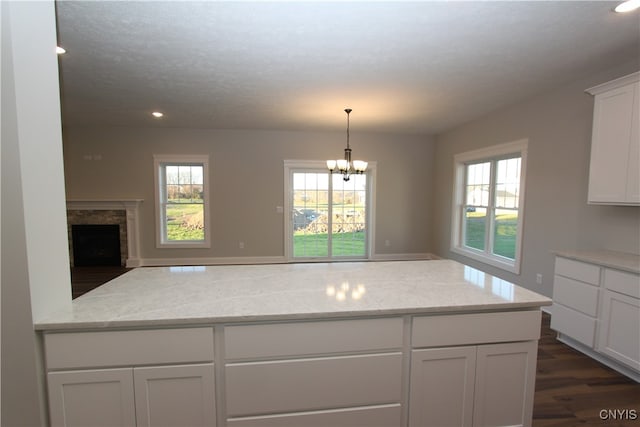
473 341 538 427
408 347 476 427
598 290 640 371
625 82 640 203
588 82 639 204
134 363 216 427
48 368 135 427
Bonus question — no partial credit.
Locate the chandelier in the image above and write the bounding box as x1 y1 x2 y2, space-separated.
326 108 367 181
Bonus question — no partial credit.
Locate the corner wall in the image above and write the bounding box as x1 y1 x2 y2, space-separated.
2 1 72 424
431 63 640 297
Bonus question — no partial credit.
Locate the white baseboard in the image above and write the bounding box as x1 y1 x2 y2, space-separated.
139 256 287 267
137 253 439 267
371 252 440 261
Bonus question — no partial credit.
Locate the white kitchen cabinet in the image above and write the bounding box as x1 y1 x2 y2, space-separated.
226 405 402 427
551 257 600 347
597 268 640 372
409 314 540 427
224 318 404 426
48 364 215 427
473 341 538 427
43 310 546 427
45 327 216 427
598 290 640 371
226 353 402 417
551 253 640 381
586 72 640 205
134 364 216 427
48 368 136 427
409 347 476 427
408 342 537 427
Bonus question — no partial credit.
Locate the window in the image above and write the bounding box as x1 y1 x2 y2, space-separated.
451 140 527 273
284 160 376 261
154 155 210 248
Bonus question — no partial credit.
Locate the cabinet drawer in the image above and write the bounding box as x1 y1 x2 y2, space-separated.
553 275 600 316
550 303 596 347
604 269 640 299
411 311 541 348
226 353 402 417
45 328 214 369
227 404 401 427
225 317 402 360
555 257 600 285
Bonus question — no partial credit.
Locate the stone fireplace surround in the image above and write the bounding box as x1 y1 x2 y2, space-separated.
67 200 143 268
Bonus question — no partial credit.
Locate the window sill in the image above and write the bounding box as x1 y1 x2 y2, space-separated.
451 246 520 275
157 241 211 249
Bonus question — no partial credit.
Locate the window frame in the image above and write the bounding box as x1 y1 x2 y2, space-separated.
283 160 377 262
450 140 528 274
153 154 211 249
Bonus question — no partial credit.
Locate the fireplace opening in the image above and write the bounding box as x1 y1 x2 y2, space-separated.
72 224 122 267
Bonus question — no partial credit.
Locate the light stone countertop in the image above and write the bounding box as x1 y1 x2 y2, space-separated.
553 250 640 274
36 260 551 331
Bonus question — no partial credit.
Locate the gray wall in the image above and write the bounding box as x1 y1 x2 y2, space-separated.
2 1 72 425
431 63 640 298
63 127 435 261
2 4 43 423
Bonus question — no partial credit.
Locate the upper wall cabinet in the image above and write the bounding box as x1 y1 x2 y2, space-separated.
586 72 640 205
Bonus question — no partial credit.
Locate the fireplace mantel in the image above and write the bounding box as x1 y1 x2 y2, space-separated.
67 199 143 267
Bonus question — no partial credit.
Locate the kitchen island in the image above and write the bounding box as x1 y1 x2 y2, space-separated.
37 260 551 427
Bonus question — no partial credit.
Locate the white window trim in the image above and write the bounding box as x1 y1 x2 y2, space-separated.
450 139 528 274
154 154 211 249
283 160 377 262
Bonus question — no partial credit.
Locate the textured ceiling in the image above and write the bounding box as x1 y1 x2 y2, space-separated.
55 1 640 135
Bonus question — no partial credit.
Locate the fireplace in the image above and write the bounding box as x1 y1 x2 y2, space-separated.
66 199 142 267
72 224 122 266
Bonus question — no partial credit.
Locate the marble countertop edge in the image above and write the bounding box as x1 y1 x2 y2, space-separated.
552 249 640 274
35 301 551 332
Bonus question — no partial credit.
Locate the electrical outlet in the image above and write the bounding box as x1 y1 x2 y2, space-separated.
536 273 543 284
384 240 391 247
239 241 245 249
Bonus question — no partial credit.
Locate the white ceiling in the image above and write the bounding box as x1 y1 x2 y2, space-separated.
55 1 640 135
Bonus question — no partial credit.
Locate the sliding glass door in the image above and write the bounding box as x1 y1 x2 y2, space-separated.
287 165 369 261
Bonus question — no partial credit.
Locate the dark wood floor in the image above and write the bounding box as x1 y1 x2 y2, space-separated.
70 265 131 298
533 313 640 426
71 268 639 425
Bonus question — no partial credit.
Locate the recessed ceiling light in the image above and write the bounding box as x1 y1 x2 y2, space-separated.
151 111 164 118
56 46 66 54
614 0 640 13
